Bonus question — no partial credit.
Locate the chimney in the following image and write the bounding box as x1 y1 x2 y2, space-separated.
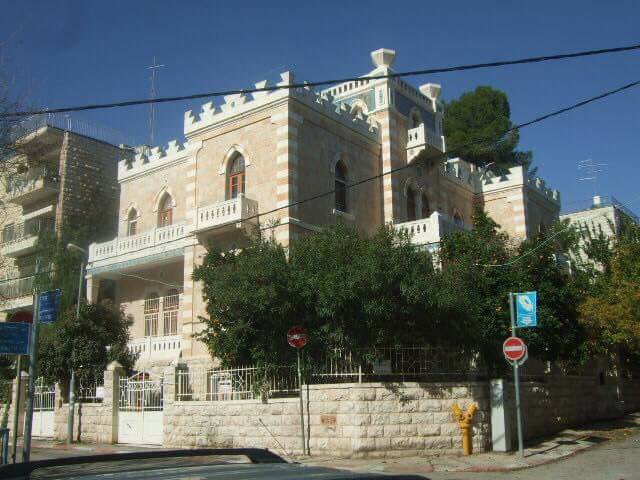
592 195 603 208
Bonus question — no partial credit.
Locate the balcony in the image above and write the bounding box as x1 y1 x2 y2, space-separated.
89 222 187 264
406 124 445 163
1 218 55 257
128 293 182 363
394 212 465 248
6 166 59 205
195 194 259 234
0 275 35 311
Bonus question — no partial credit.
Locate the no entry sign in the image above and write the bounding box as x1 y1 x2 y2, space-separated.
287 325 308 349
503 336 526 362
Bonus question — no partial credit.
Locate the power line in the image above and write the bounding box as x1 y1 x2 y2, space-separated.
2 42 640 118
197 78 640 237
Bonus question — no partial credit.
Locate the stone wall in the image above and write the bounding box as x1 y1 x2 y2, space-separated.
504 375 624 444
164 381 491 458
54 402 113 443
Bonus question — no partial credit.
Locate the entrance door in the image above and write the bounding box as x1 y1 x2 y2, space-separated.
29 378 55 437
118 372 163 445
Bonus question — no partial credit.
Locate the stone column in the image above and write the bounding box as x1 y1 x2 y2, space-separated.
162 362 179 447
103 361 124 444
8 371 28 438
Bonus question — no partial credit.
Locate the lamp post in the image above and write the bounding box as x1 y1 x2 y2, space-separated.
66 242 87 445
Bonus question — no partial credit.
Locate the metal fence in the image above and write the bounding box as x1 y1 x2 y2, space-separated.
34 378 55 412
175 346 483 402
76 370 105 403
176 366 298 402
119 374 163 411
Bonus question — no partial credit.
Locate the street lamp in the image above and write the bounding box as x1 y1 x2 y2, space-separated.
66 242 87 445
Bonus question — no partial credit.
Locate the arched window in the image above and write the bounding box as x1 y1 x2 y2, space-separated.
421 193 430 219
453 210 463 227
127 208 138 236
227 154 246 199
157 194 173 228
144 292 159 337
334 161 347 212
406 187 417 221
410 110 422 129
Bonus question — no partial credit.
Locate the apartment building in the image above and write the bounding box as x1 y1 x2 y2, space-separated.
85 48 561 369
0 114 130 319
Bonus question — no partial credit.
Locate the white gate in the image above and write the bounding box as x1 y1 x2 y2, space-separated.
30 378 55 438
118 372 163 445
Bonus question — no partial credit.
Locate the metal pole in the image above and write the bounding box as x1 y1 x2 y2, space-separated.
297 349 306 455
67 260 84 444
22 292 40 463
509 293 524 457
11 355 22 463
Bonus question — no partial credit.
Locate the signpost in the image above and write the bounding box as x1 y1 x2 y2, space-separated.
287 325 309 455
38 289 61 324
507 291 537 457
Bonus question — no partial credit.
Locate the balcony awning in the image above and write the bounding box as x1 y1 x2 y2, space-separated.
87 247 184 276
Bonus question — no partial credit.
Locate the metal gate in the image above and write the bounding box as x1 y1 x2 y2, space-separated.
30 378 55 438
118 372 163 445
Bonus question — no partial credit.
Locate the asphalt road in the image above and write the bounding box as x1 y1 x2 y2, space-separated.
428 431 640 480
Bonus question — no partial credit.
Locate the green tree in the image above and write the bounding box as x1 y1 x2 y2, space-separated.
580 223 640 360
37 302 136 399
443 86 532 168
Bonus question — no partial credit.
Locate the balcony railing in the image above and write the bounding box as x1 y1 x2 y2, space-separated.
406 124 445 162
128 293 182 361
1 218 55 246
195 194 259 232
89 222 187 262
6 165 59 202
0 275 35 300
394 211 465 246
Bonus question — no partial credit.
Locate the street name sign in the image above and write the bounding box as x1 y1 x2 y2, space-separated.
287 325 309 349
38 289 61 324
0 323 31 355
503 336 526 362
515 291 537 327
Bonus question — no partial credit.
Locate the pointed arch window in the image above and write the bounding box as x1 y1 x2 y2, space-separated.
410 110 422 129
157 193 173 228
421 193 430 219
453 210 463 227
227 154 246 199
335 161 347 212
406 187 417 221
127 208 138 236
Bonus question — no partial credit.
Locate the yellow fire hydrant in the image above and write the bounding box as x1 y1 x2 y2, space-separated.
452 403 477 455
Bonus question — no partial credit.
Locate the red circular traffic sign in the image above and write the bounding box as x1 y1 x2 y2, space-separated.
9 310 33 324
287 325 308 349
503 336 526 362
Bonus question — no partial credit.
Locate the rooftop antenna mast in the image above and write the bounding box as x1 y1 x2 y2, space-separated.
578 158 607 199
147 56 165 146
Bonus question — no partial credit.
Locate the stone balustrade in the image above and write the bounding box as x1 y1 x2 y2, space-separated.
195 194 259 232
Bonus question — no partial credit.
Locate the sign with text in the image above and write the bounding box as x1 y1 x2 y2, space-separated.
0 323 31 355
503 336 527 362
515 291 537 327
38 289 61 324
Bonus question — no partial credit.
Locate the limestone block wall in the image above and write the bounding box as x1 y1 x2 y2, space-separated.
504 375 623 443
163 381 491 457
622 378 640 412
54 402 113 443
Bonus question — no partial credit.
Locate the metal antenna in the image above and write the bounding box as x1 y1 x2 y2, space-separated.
578 158 607 198
147 56 165 146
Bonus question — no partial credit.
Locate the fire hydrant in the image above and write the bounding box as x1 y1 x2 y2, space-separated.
452 403 477 455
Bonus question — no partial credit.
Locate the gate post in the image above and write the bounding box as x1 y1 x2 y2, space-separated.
162 362 179 447
103 361 124 444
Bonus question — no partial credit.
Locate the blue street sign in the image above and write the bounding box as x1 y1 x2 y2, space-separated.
0 323 31 354
516 291 537 327
38 289 61 324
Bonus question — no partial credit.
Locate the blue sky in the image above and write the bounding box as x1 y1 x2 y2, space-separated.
1 0 639 213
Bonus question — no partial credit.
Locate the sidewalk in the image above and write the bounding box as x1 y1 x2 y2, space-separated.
22 413 640 473
299 412 640 474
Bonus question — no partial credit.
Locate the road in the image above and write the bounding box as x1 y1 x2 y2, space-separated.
428 431 640 480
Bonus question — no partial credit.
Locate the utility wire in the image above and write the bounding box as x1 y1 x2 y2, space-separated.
2 42 640 117
197 78 640 237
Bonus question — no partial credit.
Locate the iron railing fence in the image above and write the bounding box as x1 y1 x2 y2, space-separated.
175 346 484 402
1 218 55 245
176 366 298 402
119 374 163 411
76 370 105 403
34 378 55 411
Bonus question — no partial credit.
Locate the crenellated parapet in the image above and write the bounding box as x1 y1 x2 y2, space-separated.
118 139 200 181
481 165 560 204
184 71 380 140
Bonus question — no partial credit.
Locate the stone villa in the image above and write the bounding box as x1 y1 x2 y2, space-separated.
83 48 561 370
